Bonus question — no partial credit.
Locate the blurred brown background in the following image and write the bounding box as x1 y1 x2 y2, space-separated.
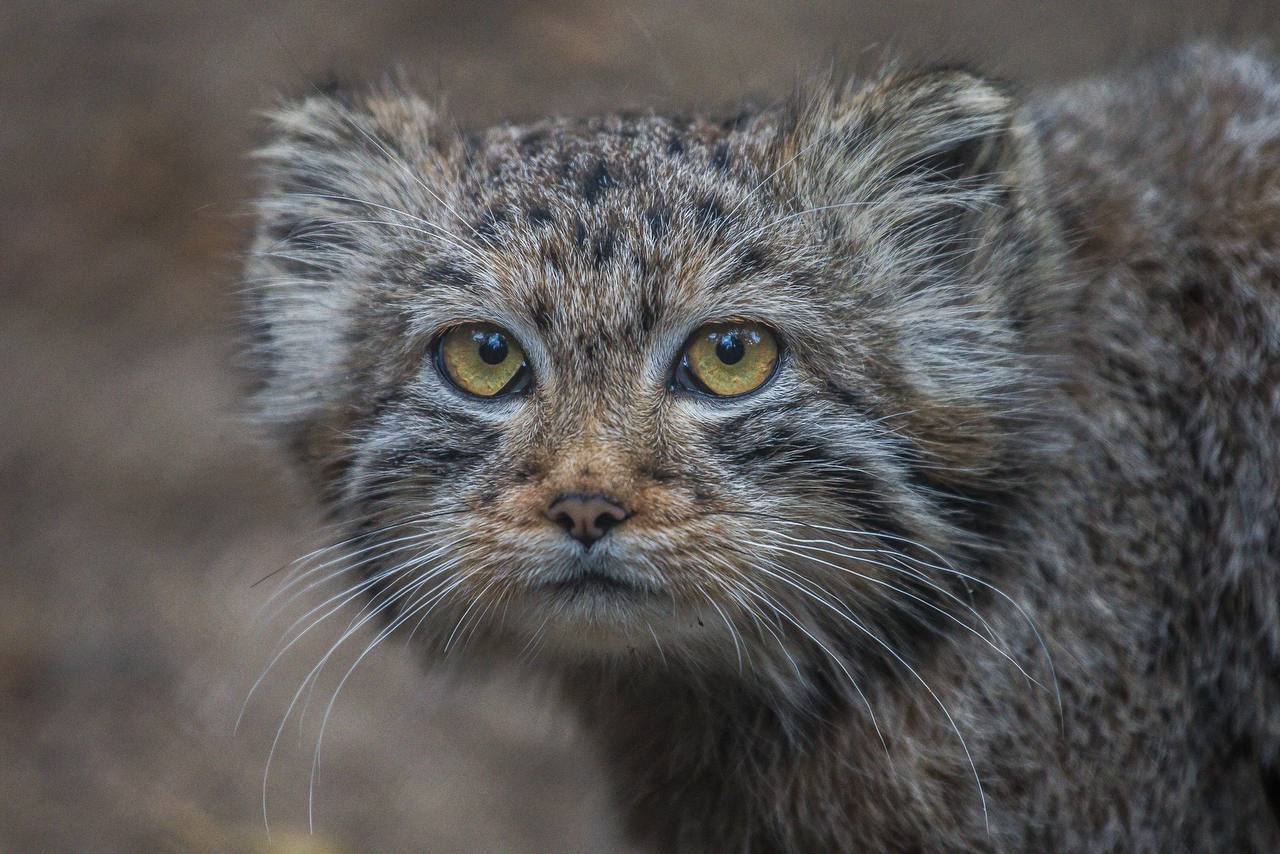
2 2 1277 851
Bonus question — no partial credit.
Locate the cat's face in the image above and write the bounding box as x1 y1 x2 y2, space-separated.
247 70 1049 681
340 124 868 661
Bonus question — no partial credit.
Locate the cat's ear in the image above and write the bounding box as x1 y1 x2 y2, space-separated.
242 82 456 480
781 67 1056 481
785 66 1026 255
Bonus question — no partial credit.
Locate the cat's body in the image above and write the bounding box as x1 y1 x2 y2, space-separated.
244 44 1280 851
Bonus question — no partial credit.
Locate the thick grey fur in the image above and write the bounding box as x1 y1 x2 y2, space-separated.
242 44 1280 851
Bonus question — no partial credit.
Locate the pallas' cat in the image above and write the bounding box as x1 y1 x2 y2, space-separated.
243 44 1280 851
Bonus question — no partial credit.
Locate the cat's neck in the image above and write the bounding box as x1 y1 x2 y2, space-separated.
559 662 916 851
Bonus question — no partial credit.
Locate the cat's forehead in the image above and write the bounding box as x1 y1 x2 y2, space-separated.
430 112 819 363
461 112 776 247
471 111 768 188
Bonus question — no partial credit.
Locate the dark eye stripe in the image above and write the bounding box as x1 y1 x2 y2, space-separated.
359 399 500 485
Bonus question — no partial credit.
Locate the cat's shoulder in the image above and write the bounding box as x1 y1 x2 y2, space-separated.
1031 43 1280 258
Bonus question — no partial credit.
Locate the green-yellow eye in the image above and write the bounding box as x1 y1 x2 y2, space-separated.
437 323 530 397
676 321 779 397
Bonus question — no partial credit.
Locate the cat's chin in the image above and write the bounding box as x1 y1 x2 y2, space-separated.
493 576 722 659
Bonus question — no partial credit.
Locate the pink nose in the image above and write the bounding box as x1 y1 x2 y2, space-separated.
545 493 630 548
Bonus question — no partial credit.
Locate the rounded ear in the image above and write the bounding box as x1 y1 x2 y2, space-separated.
778 67 1059 485
786 67 1025 251
856 68 1016 185
241 82 457 484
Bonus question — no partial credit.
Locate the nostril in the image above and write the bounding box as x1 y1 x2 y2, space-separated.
553 511 575 533
593 512 620 534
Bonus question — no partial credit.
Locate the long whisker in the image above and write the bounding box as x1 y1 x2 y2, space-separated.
249 514 421 590
307 568 476 831
752 532 1042 690
712 507 1062 725
291 539 475 731
261 527 438 618
776 518 1062 727
238 534 463 734
260 552 467 834
739 558 890 759
725 575 805 682
749 555 989 833
700 588 746 674
442 575 500 655
271 535 452 646
646 621 669 667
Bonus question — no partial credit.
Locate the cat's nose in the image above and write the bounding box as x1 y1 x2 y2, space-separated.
545 493 630 549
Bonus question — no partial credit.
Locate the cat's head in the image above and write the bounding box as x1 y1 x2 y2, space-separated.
244 66 1057 689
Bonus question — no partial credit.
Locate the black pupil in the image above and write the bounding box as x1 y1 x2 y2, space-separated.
476 331 508 365
715 332 745 365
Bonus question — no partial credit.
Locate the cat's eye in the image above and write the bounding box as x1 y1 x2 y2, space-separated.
673 321 779 398
437 323 531 397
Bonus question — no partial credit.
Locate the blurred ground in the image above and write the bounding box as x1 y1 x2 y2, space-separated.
2 2 1278 851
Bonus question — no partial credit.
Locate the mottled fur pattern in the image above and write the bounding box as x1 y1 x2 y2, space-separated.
242 44 1280 850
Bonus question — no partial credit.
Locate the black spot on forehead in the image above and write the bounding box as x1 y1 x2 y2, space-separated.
591 228 617 269
526 205 554 227
644 206 671 239
581 159 617 204
694 196 730 233
530 294 553 331
629 247 651 279
716 244 773 290
474 207 507 244
465 113 776 229
541 241 566 273
448 114 795 331
636 280 662 335
422 261 480 292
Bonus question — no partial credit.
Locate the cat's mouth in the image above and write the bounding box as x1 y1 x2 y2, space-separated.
523 537 666 600
542 568 639 597
507 554 718 651
532 554 662 604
